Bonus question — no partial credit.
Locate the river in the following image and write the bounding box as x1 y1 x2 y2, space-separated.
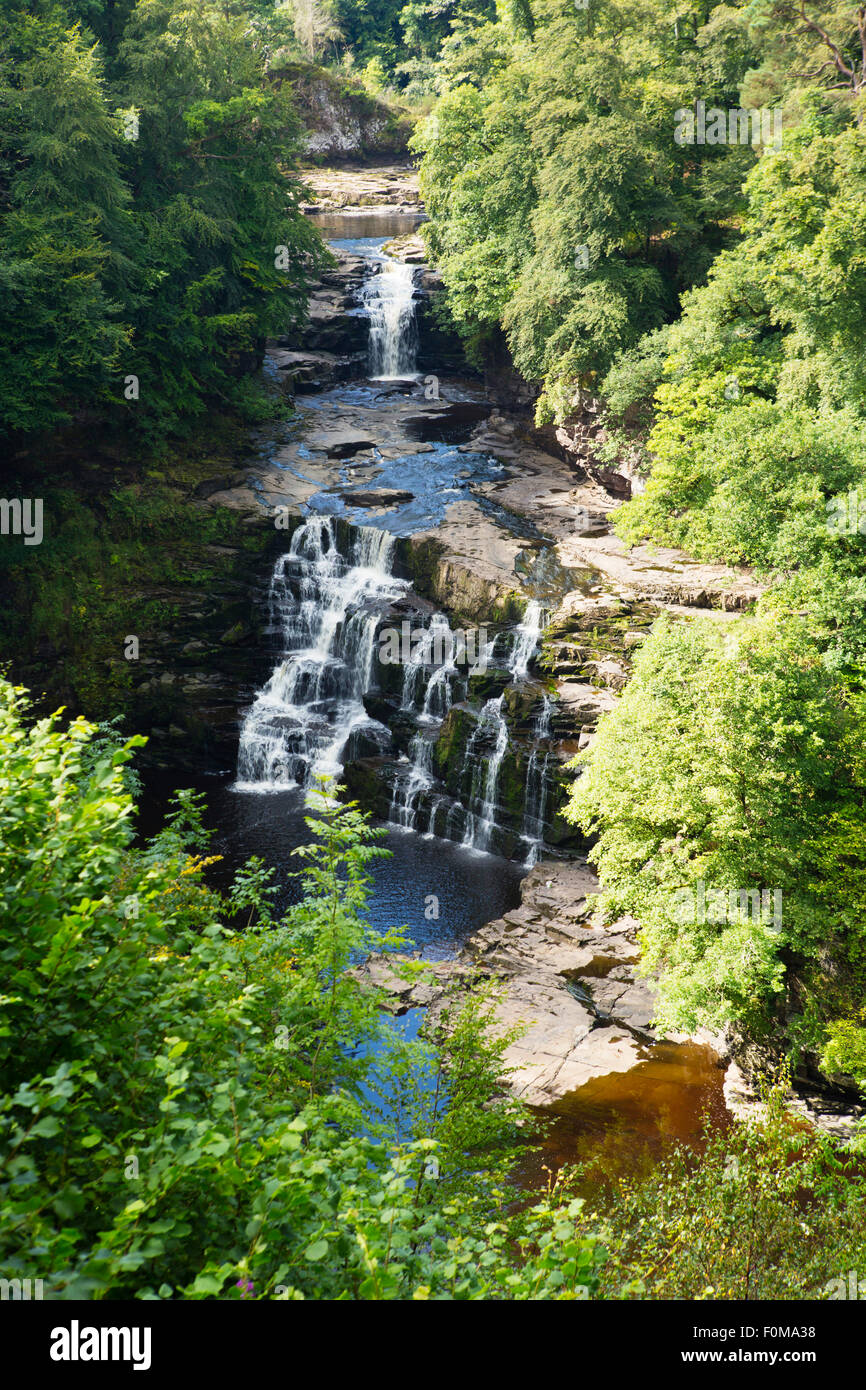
144 188 727 1192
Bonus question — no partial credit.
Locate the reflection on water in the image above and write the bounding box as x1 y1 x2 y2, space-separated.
306 211 426 241
516 1042 729 1194
307 441 505 536
140 774 523 959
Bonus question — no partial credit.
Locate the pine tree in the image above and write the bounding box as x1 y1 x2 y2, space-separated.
0 12 131 435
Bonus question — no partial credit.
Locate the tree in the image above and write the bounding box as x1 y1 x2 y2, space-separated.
413 0 760 418
566 612 866 1060
0 680 604 1299
287 0 345 62
0 12 131 434
115 0 326 438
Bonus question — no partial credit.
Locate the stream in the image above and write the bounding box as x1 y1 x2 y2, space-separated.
153 195 727 1192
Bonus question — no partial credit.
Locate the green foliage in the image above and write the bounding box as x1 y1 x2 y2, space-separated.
565 613 866 1050
0 681 605 1299
615 400 866 573
590 1079 866 1299
546 41 866 1092
611 119 866 570
413 0 763 416
0 13 131 434
0 0 328 443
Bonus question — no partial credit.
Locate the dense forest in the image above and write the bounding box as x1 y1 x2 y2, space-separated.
2 0 866 1321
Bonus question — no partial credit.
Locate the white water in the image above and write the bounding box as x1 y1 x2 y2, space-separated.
510 600 546 680
389 730 436 831
362 257 418 378
235 240 555 859
235 519 406 791
460 696 510 854
459 603 549 856
521 694 554 867
237 520 556 860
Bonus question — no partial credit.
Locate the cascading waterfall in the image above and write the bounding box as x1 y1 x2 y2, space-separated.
521 694 553 867
388 614 456 830
510 600 546 679
389 598 552 858
235 518 406 791
459 602 548 851
362 257 418 378
236 517 554 859
388 730 436 831
460 696 510 853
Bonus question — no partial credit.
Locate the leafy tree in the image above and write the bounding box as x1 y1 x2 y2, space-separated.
414 0 762 415
0 680 604 1299
589 1079 866 1299
0 0 328 442
0 10 131 434
565 612 866 1059
610 118 866 568
114 0 327 438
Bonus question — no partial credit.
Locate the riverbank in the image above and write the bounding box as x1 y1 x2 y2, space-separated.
8 157 859 1162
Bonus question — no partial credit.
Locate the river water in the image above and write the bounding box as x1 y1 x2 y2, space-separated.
154 202 727 1189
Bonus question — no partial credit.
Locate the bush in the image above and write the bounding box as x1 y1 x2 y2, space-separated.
0 681 604 1299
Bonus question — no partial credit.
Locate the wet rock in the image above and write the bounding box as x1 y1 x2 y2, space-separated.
338 488 414 508
192 475 238 500
402 402 491 441
383 232 427 263
266 348 361 393
355 857 693 1106
307 428 379 458
467 667 512 701
300 164 422 211
343 720 394 761
300 291 369 356
723 1059 866 1144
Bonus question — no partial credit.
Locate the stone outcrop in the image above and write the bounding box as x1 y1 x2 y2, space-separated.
723 1059 865 1143
267 347 364 393
271 66 413 162
300 163 422 210
354 858 692 1107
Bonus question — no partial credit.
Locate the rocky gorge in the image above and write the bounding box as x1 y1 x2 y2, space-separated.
85 161 862 1158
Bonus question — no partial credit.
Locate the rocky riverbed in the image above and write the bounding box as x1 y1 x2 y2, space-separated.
185 164 863 1142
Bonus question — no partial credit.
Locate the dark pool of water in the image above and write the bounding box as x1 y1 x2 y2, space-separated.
306 213 426 242
140 773 523 959
515 1041 730 1195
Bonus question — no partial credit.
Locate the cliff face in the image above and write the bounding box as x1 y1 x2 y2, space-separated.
271 63 413 162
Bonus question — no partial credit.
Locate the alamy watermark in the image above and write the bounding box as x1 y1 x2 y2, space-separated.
378 620 490 671
0 498 42 546
826 487 866 535
674 101 783 151
1 1276 43 1300
824 1271 866 1299
668 880 783 932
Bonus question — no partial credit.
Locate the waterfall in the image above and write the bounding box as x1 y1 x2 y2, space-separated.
460 696 509 853
388 730 436 831
388 613 459 832
521 695 553 868
362 257 418 378
387 596 553 858
459 602 548 854
398 613 453 711
510 600 546 680
235 519 406 791
237 523 557 862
